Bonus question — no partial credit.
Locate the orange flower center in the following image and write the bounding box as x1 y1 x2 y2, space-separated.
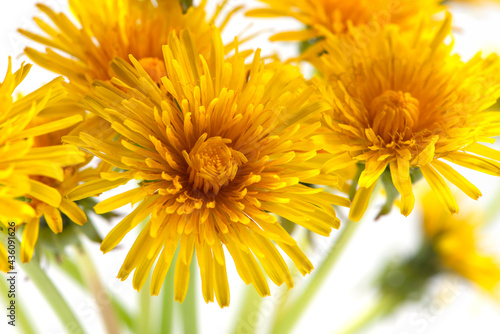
138 57 167 84
369 90 419 142
187 137 247 195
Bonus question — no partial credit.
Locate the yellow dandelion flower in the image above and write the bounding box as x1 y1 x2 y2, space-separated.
0 59 86 268
312 15 500 222
20 0 239 95
246 0 442 43
65 28 349 307
422 191 500 292
346 190 500 333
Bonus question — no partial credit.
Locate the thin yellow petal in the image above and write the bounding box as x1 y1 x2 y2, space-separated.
67 178 129 202
27 179 61 208
59 199 87 225
43 204 63 234
389 160 415 217
431 160 481 200
349 182 377 222
21 218 39 263
421 164 459 214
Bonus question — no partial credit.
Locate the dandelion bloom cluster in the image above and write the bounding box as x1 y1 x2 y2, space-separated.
247 0 442 43
421 192 500 292
20 0 238 95
65 29 349 307
0 60 85 268
312 16 500 221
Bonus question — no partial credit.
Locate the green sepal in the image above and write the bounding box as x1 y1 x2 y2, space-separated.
410 167 423 184
375 169 399 220
375 241 441 316
180 0 193 13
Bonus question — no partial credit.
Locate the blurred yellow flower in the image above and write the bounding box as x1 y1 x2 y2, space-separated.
20 0 239 95
247 0 442 43
312 15 500 221
0 59 85 268
65 28 349 307
422 191 500 292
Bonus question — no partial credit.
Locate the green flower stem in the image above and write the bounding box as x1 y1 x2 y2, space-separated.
0 277 36 334
55 253 134 332
336 294 399 334
159 252 177 334
138 275 152 334
57 255 85 286
231 286 263 334
271 218 363 334
179 256 199 334
19 248 85 333
75 248 120 334
110 298 134 332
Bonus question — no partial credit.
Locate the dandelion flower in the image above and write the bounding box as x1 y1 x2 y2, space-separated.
347 190 500 333
20 0 239 95
421 191 500 292
247 0 442 43
312 15 500 221
0 59 86 267
65 28 349 307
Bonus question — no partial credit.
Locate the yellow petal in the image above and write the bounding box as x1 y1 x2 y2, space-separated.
11 115 83 140
67 178 129 202
213 248 230 308
174 252 191 303
0 198 35 222
349 182 377 222
421 164 459 214
0 244 9 273
358 159 387 188
276 242 313 276
27 179 61 208
389 160 415 217
59 199 87 225
94 187 143 214
42 204 63 234
21 218 40 263
431 160 481 200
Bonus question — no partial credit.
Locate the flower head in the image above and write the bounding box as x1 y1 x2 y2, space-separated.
421 191 500 292
0 59 85 268
247 0 442 43
20 0 239 95
66 28 349 307
312 15 500 221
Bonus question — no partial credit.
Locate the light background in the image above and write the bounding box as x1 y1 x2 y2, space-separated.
1 1 500 333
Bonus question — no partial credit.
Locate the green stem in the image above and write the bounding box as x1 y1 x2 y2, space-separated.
0 277 36 334
271 219 363 334
337 295 398 334
159 252 177 334
20 251 85 333
137 275 152 334
75 247 120 334
55 253 134 332
231 286 263 334
179 256 198 334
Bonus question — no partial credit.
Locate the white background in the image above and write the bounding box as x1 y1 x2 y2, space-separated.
1 1 500 333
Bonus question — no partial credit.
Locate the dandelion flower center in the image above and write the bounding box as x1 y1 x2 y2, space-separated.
186 137 247 195
138 57 167 84
370 90 419 142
